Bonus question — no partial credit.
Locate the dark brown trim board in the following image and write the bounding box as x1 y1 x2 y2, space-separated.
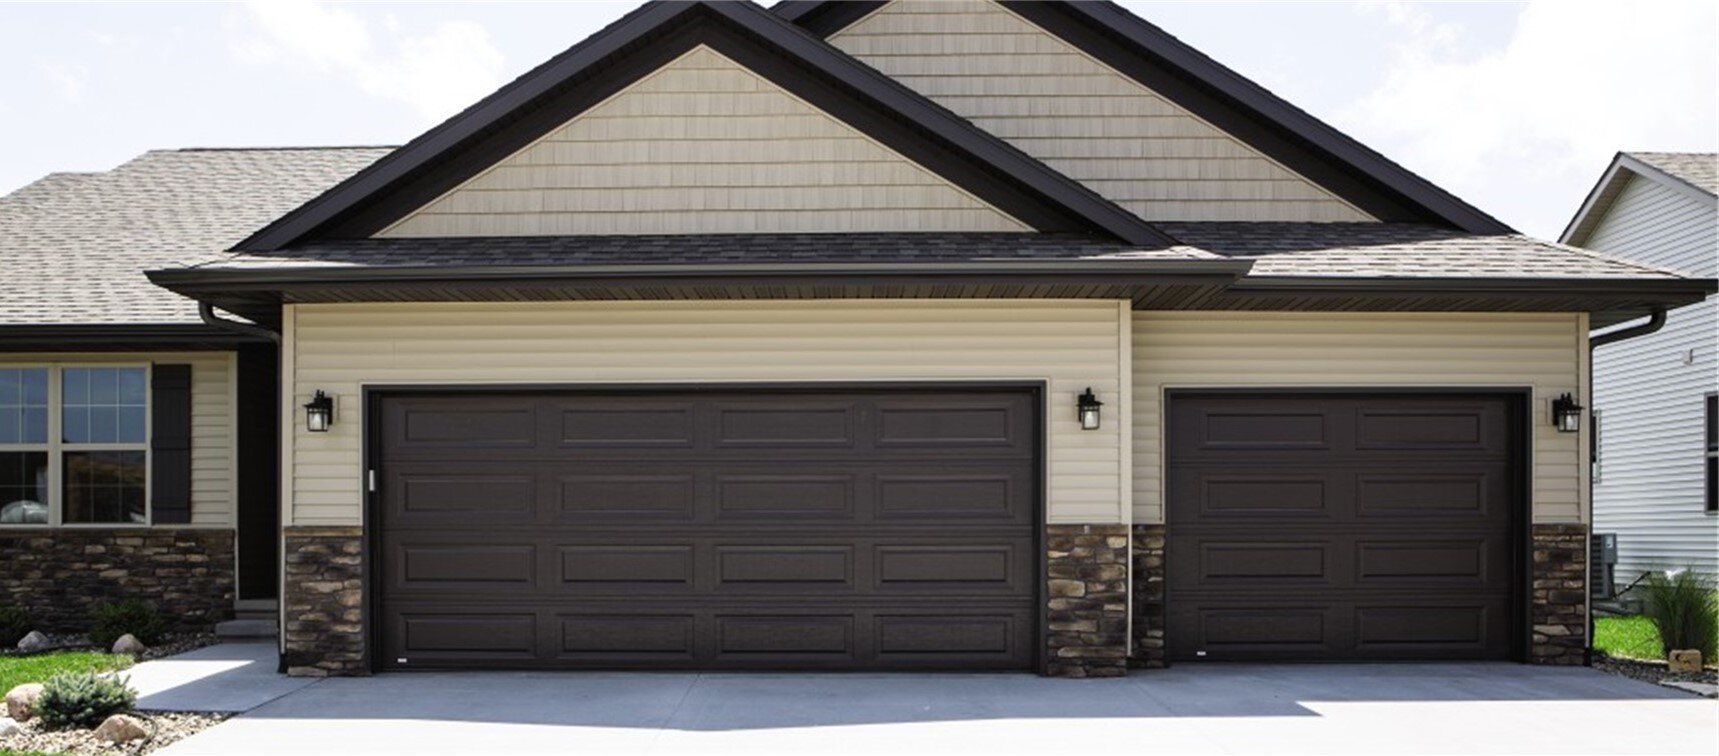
360 381 1047 673
235 1 1171 250
0 325 271 352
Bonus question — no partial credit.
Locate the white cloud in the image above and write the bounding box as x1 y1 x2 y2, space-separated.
1337 0 1717 237
36 61 88 104
231 1 504 121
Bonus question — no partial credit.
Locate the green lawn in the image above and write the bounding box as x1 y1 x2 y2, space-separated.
1594 614 1663 660
0 651 132 695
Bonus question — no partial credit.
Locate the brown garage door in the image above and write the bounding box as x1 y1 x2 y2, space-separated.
1166 392 1522 662
375 387 1039 671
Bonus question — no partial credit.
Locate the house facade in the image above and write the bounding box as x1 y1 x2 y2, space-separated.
1564 152 1718 589
2 1 1712 678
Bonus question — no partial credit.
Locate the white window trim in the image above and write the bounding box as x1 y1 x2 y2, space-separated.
0 363 152 528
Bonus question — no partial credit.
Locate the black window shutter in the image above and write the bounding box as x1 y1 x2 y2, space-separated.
151 364 194 524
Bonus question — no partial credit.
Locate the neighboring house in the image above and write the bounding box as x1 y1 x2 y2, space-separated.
1 1 1711 678
1563 152 1718 590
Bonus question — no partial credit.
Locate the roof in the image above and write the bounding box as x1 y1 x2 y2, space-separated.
1154 223 1681 279
1627 152 1718 196
1561 151 1719 246
0 147 390 326
774 0 1513 234
235 0 1171 251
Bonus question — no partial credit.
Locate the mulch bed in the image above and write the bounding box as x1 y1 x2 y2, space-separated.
5 712 228 755
1591 651 1718 694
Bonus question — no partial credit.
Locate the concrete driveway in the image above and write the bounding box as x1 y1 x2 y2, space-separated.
145 646 1716 756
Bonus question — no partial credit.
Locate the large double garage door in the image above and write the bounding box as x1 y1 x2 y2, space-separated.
1166 392 1524 662
375 387 1039 671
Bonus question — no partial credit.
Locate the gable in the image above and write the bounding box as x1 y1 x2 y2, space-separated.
380 46 1029 237
1583 173 1717 278
828 0 1373 224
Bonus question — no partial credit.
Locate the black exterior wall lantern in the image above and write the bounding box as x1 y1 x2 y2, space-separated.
305 391 335 433
1551 392 1583 433
1077 387 1103 431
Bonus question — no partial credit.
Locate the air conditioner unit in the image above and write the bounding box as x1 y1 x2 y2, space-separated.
1591 532 1618 600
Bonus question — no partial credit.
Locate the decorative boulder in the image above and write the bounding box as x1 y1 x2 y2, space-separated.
5 683 43 722
94 713 148 743
1669 649 1703 673
111 633 148 656
16 630 49 652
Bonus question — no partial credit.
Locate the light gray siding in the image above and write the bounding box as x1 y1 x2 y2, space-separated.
379 46 1026 237
829 0 1375 223
1587 173 1718 584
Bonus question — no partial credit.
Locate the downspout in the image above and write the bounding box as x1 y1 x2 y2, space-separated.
1589 308 1666 349
1582 307 1666 664
199 302 279 344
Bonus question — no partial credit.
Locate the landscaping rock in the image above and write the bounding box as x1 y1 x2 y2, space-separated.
16 630 50 652
1668 649 1703 673
0 716 17 736
94 713 149 743
112 633 148 656
5 682 44 721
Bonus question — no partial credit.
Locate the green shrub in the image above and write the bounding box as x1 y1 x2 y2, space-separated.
35 670 136 730
0 605 31 648
1640 569 1718 659
88 599 167 647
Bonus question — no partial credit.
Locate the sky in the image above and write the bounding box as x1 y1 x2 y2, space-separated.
0 0 1713 240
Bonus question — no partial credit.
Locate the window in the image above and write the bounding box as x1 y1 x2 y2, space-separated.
0 366 149 526
1706 394 1716 514
1590 408 1602 485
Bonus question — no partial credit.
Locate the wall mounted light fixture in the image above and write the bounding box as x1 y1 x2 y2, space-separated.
305 391 335 433
1551 392 1582 433
1077 387 1103 431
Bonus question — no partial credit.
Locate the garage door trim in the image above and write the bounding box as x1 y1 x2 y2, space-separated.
1161 387 1532 663
359 380 1048 673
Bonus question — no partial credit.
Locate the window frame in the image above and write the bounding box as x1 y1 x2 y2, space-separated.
0 363 152 528
1705 393 1716 515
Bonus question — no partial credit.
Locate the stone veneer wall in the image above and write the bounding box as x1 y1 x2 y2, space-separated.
1128 524 1166 668
0 529 233 633
283 526 367 677
1530 522 1588 665
1045 524 1129 677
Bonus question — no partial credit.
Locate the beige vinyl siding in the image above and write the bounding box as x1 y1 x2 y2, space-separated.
284 300 1129 527
830 0 1374 223
0 352 235 528
1131 312 1589 525
379 46 1026 237
1585 173 1718 582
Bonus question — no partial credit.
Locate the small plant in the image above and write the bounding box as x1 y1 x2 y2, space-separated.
1640 568 1718 660
0 605 31 648
88 599 168 647
35 670 137 730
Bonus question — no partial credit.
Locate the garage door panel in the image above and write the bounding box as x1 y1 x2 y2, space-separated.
558 473 697 519
557 402 697 448
714 474 856 519
386 398 539 451
378 387 1038 671
1168 392 1519 662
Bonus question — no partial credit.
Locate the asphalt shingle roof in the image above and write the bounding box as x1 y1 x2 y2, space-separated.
1626 152 1718 196
1152 223 1683 279
2 147 1700 329
0 147 391 325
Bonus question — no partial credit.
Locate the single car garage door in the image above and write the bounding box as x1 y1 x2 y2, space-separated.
375 386 1039 671
1166 392 1522 662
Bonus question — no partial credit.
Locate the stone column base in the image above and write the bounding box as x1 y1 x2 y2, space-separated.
282 526 367 677
1128 524 1166 668
1045 524 1129 677
1530 523 1588 665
